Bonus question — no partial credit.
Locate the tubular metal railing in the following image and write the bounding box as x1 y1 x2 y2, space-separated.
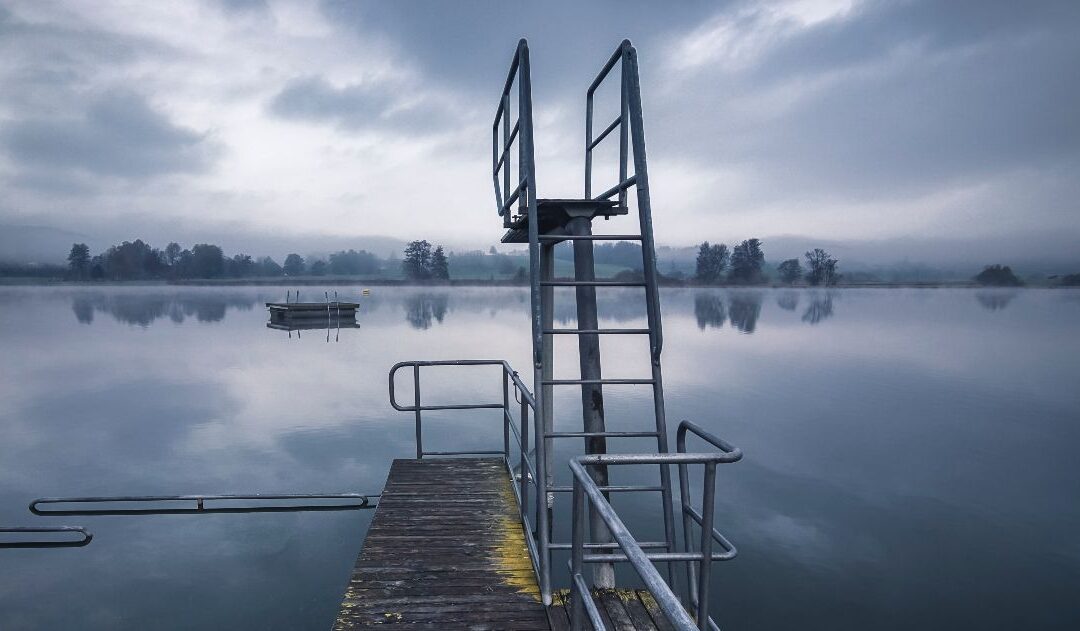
388 359 544 580
0 526 93 548
28 493 373 516
568 421 742 631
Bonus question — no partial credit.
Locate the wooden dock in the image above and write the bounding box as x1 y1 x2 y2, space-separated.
266 301 359 324
333 458 549 630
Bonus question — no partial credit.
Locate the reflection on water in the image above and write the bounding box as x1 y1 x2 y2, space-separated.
801 293 835 324
976 290 1017 311
694 293 726 329
728 291 763 334
404 292 449 329
71 291 257 326
2 286 1079 630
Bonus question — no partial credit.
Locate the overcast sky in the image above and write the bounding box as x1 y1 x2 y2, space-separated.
1 0 1077 262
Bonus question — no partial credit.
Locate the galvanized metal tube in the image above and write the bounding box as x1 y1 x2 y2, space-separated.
697 462 717 629
569 458 697 629
413 363 422 459
570 477 587 630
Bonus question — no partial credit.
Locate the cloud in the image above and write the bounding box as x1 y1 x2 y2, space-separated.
268 75 463 135
1 89 217 179
0 0 1076 262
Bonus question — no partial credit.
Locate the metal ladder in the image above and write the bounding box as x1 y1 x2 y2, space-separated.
493 39 677 604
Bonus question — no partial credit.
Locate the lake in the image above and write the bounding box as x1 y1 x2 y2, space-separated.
1 285 1078 629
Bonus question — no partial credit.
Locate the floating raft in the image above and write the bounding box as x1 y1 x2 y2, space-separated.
333 458 549 630
266 301 359 324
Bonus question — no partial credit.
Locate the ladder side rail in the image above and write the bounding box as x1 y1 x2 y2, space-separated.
514 39 554 606
621 44 679 590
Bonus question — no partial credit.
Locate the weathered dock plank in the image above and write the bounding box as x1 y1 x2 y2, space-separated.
546 589 676 631
333 458 548 630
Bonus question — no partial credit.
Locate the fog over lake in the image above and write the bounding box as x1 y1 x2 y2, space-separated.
1 286 1078 629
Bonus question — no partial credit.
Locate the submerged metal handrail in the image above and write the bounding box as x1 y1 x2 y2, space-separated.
568 421 742 631
29 493 373 516
0 526 93 548
388 359 544 587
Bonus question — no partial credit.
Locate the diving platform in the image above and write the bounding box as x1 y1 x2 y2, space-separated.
331 38 743 631
501 198 626 244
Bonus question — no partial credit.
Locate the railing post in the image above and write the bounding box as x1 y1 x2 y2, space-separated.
570 476 587 631
413 364 422 459
696 462 717 630
679 429 698 610
503 369 511 460
519 394 530 517
533 362 551 605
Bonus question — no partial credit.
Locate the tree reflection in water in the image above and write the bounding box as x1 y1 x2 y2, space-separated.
404 292 449 330
976 291 1017 311
801 293 835 324
727 291 763 334
693 293 726 330
71 293 256 326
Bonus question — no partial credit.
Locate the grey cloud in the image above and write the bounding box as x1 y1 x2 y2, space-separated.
269 75 462 135
647 0 1080 204
1 90 217 179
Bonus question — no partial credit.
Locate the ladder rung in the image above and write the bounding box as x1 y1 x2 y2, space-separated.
548 541 668 551
540 280 646 287
537 235 642 241
549 485 665 493
543 328 650 335
543 378 654 385
547 431 659 438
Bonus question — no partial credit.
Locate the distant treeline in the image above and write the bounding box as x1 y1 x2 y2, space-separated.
60 240 387 281
1 237 1075 286
690 239 840 286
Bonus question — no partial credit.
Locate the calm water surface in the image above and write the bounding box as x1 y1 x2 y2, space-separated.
1 286 1078 629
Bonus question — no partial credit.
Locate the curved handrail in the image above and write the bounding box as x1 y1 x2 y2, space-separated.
0 526 92 548
389 359 536 411
677 420 743 463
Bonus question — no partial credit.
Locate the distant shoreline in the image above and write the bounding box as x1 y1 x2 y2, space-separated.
2 277 1070 289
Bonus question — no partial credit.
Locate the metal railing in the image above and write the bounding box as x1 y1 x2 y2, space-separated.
388 359 545 580
0 526 92 548
28 493 373 516
568 421 742 631
584 39 663 361
492 39 537 232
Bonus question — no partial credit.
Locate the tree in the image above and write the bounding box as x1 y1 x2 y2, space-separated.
694 242 728 284
431 246 450 280
67 243 90 279
729 238 765 284
227 254 255 278
257 256 283 276
974 264 1022 287
283 253 305 276
402 240 433 280
805 248 839 286
310 259 328 276
165 242 182 266
189 244 224 278
329 249 380 275
777 258 802 284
